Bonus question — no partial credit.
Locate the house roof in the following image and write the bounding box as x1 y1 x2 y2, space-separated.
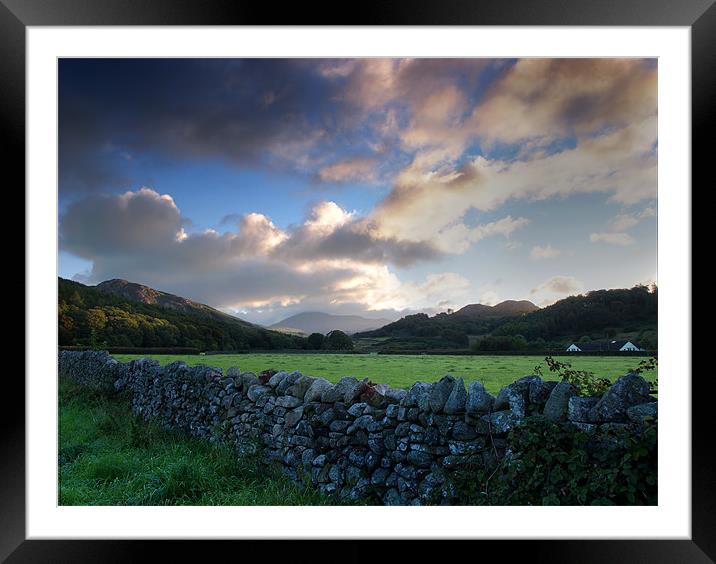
568 340 641 351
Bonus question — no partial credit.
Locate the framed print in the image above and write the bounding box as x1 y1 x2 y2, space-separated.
6 0 709 561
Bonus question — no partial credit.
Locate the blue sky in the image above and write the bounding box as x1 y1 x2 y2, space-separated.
58 58 657 325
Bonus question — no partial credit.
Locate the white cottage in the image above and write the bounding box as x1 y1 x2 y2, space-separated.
566 340 643 352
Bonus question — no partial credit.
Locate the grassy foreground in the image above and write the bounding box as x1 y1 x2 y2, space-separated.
58 378 353 505
114 353 656 395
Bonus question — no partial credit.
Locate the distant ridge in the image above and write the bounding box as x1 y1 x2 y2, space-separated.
271 311 394 335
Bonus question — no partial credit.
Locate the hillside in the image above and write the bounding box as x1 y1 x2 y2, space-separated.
355 299 539 343
354 286 657 351
270 312 394 335
58 277 306 351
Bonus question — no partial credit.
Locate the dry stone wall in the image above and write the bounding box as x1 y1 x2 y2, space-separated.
59 350 658 505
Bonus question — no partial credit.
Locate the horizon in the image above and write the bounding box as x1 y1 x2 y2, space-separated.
58 58 657 326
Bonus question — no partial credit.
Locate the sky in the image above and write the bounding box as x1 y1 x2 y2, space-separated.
58 58 657 325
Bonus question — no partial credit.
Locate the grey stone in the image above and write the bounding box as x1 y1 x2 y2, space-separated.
241 373 260 391
267 371 288 388
443 378 467 414
590 373 652 423
543 380 577 421
384 488 402 505
321 376 359 403
276 372 301 395
493 383 528 417
452 420 478 441
285 406 304 427
465 381 494 415
407 450 433 468
275 395 303 409
568 396 599 422
286 375 316 399
429 375 456 413
404 382 432 408
304 378 333 403
348 402 369 418
626 402 658 424
246 384 271 402
481 410 519 434
530 380 558 406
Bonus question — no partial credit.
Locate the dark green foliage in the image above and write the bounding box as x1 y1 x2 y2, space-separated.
307 332 325 350
492 285 658 344
58 277 307 351
325 330 354 350
450 416 657 505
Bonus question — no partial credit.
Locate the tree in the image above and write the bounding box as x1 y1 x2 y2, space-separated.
307 332 325 350
326 330 353 351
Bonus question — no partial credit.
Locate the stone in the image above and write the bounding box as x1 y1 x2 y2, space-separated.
465 381 494 415
443 378 467 414
626 402 658 424
329 419 351 433
321 376 359 403
407 450 433 468
404 382 432 408
590 373 652 423
348 402 368 418
530 380 558 406
493 383 528 417
246 384 271 402
285 406 304 427
567 396 599 422
267 370 288 388
429 375 456 413
286 375 316 399
371 467 390 486
304 378 333 403
276 372 301 395
347 414 373 434
275 395 303 409
480 410 519 434
384 488 402 505
543 380 577 421
312 454 327 467
241 373 260 391
385 388 408 405
452 420 478 441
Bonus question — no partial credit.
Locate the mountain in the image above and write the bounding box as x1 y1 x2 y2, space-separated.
270 312 394 335
58 277 306 351
451 300 539 318
95 278 251 326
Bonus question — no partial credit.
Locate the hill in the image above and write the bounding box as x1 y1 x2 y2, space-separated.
270 312 394 335
58 277 306 351
354 286 657 351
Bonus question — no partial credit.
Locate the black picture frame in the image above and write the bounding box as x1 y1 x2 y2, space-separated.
5 1 706 561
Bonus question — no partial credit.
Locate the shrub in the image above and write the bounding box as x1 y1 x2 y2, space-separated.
450 416 657 505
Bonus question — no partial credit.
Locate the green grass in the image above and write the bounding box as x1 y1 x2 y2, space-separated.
58 378 354 505
114 353 657 395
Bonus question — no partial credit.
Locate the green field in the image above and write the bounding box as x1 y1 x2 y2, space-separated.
114 353 656 395
59 378 354 505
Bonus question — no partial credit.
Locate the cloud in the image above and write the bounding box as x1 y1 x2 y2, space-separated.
473 59 657 146
590 232 636 246
530 244 561 260
530 275 584 305
609 205 656 232
317 156 378 184
60 188 476 315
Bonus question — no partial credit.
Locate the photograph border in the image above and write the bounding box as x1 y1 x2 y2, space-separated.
6 0 708 560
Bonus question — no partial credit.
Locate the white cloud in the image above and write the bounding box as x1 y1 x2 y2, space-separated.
530 244 561 260
590 232 636 246
530 275 584 305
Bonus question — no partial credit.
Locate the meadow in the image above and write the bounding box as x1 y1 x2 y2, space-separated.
113 353 657 395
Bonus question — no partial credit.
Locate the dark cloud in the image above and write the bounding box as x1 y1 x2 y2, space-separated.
58 59 357 195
